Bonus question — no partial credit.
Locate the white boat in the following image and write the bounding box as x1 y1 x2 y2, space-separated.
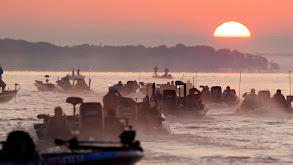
0 84 20 103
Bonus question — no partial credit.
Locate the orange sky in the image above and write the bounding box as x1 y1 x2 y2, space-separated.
1 0 293 53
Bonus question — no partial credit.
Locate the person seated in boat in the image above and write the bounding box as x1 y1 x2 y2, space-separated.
103 86 122 117
116 81 124 91
170 81 176 90
0 64 6 92
243 88 258 110
75 78 88 90
201 85 211 103
104 109 125 139
150 100 162 127
222 86 236 102
186 88 203 110
44 106 72 139
0 131 40 162
271 89 288 108
151 89 162 103
186 80 193 91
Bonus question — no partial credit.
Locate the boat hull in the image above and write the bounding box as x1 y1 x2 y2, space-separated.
0 91 16 103
1 151 143 165
43 151 143 165
34 83 61 92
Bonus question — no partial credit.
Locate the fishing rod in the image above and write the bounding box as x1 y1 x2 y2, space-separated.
196 68 198 88
239 71 241 101
289 70 291 96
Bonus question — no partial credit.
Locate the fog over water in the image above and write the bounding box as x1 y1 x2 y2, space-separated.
1 71 293 164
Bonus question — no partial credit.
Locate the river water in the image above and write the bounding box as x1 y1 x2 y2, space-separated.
1 71 293 164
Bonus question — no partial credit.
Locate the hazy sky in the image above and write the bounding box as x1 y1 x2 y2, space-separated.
1 0 293 53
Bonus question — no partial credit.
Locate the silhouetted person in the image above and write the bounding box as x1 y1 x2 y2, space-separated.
243 88 258 110
0 131 40 162
150 100 162 127
222 86 236 103
72 68 75 76
164 67 169 76
201 85 211 103
103 86 121 117
77 68 80 76
271 89 287 108
154 66 158 75
0 64 6 92
152 89 162 103
45 106 72 139
186 88 203 110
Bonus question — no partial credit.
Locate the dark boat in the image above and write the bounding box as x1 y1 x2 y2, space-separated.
56 75 91 93
161 81 209 118
200 85 240 106
29 97 131 150
236 90 293 114
117 96 171 135
1 129 143 165
0 84 20 103
114 81 140 96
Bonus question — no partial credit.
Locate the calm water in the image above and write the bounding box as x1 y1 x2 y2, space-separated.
1 71 293 164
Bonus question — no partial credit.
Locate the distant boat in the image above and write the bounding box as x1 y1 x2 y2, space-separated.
152 66 173 79
0 84 20 103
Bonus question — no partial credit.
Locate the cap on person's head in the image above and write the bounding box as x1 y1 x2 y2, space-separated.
54 106 63 116
277 89 281 94
204 85 209 89
109 86 116 92
251 88 255 94
226 86 230 90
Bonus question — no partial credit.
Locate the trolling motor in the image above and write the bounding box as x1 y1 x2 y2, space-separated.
66 97 83 116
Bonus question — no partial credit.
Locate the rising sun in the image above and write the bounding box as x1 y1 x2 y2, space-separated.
214 21 251 38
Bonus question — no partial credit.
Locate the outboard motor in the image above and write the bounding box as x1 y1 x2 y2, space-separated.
79 102 103 138
258 90 271 106
211 86 222 103
162 90 177 114
117 97 137 125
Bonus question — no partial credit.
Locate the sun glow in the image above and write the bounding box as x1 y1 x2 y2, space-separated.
214 21 251 38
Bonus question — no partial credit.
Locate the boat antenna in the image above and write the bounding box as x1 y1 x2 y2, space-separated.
196 68 198 88
239 71 242 101
289 70 291 96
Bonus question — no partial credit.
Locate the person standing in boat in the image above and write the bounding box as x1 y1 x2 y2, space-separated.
164 67 169 76
77 68 80 76
154 66 158 76
0 64 6 92
72 68 75 76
